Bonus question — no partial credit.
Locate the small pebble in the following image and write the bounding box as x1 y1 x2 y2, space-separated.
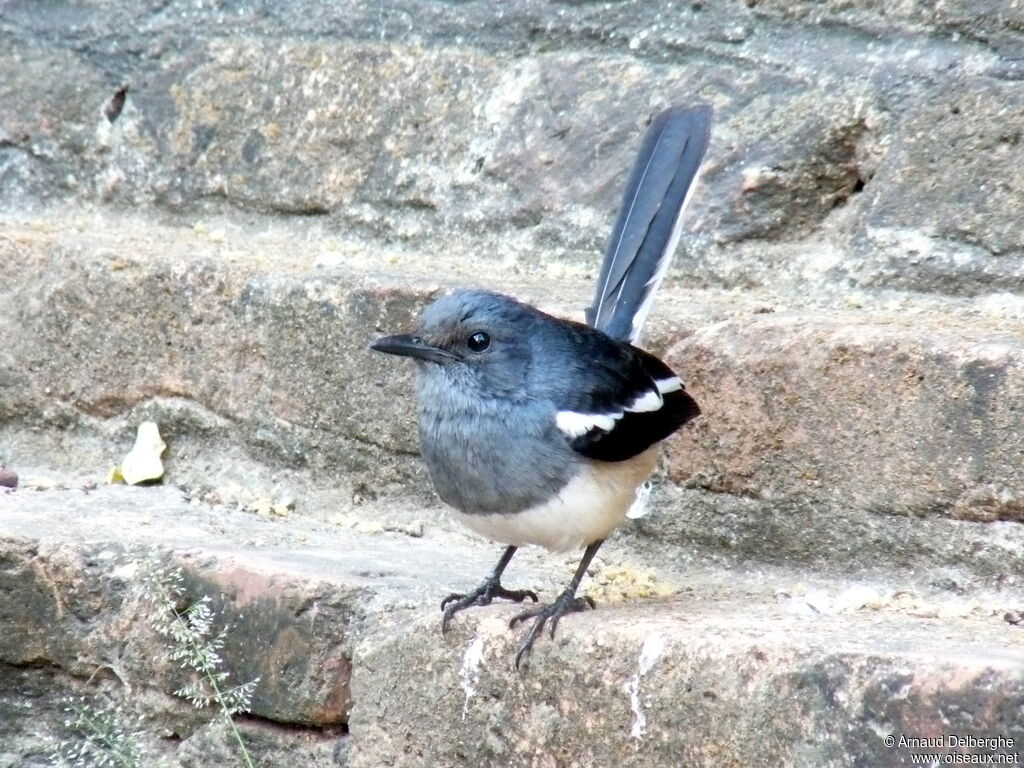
0 467 18 488
1004 611 1023 626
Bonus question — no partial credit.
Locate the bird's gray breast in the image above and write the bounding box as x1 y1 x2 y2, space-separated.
415 370 578 515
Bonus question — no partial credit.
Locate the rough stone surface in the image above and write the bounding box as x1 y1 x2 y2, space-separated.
0 32 888 274
351 606 1024 768
666 311 1024 515
4 215 1024 592
0 500 355 729
0 485 504 765
854 76 1024 295
0 216 437 500
745 0 1024 41
2 486 1023 767
4 1 1024 764
0 212 746 500
1 0 1022 293
0 664 346 768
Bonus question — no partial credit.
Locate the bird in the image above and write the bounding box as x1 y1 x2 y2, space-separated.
370 104 712 667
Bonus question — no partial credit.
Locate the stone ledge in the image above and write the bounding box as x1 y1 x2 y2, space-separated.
667 310 1024 516
2 484 1022 766
0 663 347 768
1 3 1020 294
352 603 1024 768
0 485 529 721
0 211 816 496
3 213 1024 586
4 212 1024 501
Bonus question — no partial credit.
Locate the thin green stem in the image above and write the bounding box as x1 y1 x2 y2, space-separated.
66 699 138 768
167 602 255 768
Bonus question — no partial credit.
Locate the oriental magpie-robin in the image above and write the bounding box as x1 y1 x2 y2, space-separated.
371 105 712 666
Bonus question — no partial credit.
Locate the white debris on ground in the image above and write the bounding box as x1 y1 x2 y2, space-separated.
625 633 666 739
459 636 486 721
780 583 993 620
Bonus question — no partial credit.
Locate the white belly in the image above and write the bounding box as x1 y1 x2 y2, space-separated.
449 448 659 553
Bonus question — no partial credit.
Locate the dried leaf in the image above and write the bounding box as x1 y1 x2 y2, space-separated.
121 421 166 485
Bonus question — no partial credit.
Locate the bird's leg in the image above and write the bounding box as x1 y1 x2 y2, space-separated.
510 539 603 668
441 546 538 632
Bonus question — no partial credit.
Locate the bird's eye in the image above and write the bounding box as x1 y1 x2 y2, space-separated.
467 331 491 353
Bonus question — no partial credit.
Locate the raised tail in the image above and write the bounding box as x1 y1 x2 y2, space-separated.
585 104 712 343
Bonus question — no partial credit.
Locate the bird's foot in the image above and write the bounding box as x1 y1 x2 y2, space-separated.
441 578 538 633
509 591 596 668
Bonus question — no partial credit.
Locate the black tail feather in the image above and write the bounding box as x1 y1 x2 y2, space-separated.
586 105 712 342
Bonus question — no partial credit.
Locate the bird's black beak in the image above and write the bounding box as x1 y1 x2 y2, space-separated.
369 334 454 364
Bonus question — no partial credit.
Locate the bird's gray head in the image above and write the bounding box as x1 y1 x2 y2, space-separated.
370 290 536 398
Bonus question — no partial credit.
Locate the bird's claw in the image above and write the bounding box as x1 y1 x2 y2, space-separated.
510 593 596 668
440 579 538 633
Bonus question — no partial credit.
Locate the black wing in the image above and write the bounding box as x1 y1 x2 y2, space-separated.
550 330 700 463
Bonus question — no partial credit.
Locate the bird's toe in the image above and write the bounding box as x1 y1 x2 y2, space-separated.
510 593 596 667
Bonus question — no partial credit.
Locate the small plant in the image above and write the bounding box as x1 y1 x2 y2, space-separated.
52 697 147 768
142 565 260 768
53 562 260 767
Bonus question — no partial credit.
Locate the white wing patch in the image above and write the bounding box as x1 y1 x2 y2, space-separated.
626 389 663 413
654 376 683 394
555 410 622 438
